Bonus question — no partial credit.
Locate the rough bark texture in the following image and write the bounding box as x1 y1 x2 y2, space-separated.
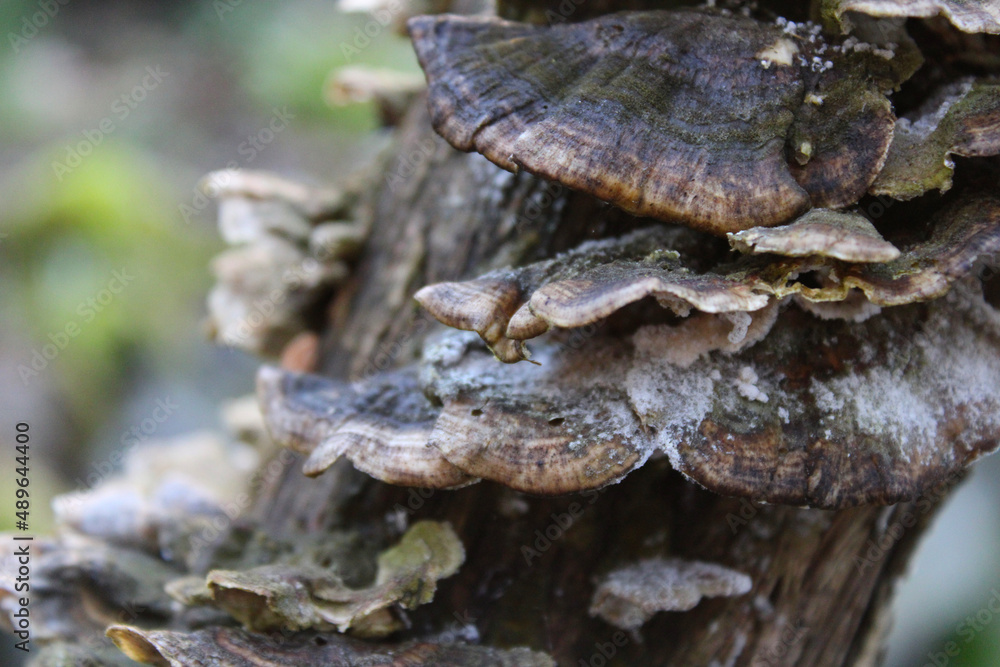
242 98 953 665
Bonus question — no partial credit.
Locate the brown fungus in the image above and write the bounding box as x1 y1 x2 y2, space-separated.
817 0 1000 35
832 194 1000 306
257 365 475 488
417 228 770 362
418 195 1000 362
727 209 901 262
415 276 531 363
408 10 904 234
416 196 1000 370
259 335 654 495
508 257 772 337
421 332 653 495
589 558 753 631
265 277 1000 507
632 281 1000 508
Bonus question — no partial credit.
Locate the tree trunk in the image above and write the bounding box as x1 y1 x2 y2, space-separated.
245 99 951 666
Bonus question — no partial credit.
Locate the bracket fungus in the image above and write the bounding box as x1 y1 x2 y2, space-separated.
171 520 465 637
257 365 476 488
589 558 753 631
264 164 1000 508
871 80 1000 199
408 9 910 233
726 209 901 263
202 169 367 357
259 341 653 495
325 65 427 126
262 279 1000 508
416 228 771 363
0 401 518 664
817 0 1000 34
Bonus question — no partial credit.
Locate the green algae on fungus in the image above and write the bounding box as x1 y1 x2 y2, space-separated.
871 81 1000 200
178 521 464 637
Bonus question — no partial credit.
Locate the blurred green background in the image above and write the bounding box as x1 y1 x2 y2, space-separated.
0 2 998 665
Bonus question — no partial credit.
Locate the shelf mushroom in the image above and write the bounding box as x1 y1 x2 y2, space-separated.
408 9 911 234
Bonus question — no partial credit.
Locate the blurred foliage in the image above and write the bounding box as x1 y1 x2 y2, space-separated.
0 0 412 485
928 588 1000 667
182 2 420 124
4 147 210 426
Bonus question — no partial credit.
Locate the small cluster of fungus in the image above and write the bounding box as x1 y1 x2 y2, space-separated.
202 169 367 359
5 1 1000 664
2 402 537 665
